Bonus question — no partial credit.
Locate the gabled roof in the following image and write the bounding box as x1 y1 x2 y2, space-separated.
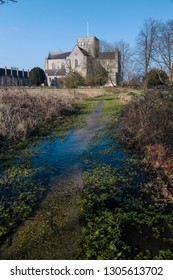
98 52 115 59
48 52 71 59
78 47 90 57
69 44 90 59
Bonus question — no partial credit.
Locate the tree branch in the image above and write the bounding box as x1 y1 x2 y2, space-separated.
0 0 17 4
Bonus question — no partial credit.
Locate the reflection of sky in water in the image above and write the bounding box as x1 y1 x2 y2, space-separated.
82 137 126 170
32 130 88 176
31 99 106 179
32 130 127 184
30 99 127 182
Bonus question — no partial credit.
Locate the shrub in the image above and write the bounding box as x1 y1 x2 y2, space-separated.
0 88 73 149
145 68 168 88
119 90 173 152
64 71 85 88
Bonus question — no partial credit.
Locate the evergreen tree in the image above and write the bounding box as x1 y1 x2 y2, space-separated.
29 67 46 86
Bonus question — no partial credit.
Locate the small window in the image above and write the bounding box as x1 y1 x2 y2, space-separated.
61 63 65 69
75 59 78 67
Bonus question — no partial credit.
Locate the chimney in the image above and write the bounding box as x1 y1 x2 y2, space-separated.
5 66 7 76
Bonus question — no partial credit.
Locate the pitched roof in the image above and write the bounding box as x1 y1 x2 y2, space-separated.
98 52 115 59
45 69 66 76
48 52 71 59
78 47 90 57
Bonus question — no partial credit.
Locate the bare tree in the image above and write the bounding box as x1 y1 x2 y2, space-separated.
0 0 17 4
154 20 173 82
99 40 115 52
114 40 132 81
136 18 160 87
100 39 132 82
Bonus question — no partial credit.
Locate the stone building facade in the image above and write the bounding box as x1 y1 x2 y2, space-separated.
0 67 29 86
45 36 121 87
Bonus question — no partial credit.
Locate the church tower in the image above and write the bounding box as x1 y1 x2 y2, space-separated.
77 36 99 58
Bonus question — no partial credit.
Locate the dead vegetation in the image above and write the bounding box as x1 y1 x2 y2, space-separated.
0 87 105 149
119 88 173 198
120 90 173 150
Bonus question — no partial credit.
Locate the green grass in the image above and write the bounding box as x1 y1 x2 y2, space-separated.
101 94 122 118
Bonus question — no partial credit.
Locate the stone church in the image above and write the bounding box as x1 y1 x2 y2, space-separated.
45 36 121 87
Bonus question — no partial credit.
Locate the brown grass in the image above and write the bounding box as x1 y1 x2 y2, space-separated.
119 91 173 149
0 87 106 149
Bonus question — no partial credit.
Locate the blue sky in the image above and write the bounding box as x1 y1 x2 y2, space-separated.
0 0 172 70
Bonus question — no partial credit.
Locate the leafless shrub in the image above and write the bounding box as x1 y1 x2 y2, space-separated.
119 89 173 199
119 90 173 152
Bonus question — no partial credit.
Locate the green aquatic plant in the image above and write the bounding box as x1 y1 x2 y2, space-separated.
79 156 173 259
0 164 47 237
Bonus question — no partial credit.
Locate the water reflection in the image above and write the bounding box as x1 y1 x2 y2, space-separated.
31 99 105 180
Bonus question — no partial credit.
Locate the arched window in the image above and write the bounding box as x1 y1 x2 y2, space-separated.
52 62 56 69
75 59 78 67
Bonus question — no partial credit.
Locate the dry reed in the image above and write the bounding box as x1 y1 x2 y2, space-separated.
0 87 105 149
